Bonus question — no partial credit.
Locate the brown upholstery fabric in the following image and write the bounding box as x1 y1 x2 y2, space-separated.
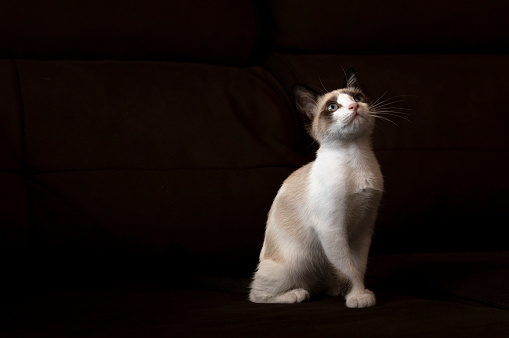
1 0 509 336
0 1 260 65
266 0 509 54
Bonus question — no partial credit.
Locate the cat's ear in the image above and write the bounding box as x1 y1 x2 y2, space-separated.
343 67 361 90
293 84 320 121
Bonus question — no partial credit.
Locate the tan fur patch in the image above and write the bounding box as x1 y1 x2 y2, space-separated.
262 163 314 263
262 230 284 263
271 162 313 242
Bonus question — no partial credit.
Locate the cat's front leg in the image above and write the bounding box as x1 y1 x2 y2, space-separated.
317 224 375 308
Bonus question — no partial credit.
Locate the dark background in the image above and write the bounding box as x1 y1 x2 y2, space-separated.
1 0 509 336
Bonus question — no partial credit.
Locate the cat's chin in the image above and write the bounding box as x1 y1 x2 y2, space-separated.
353 115 375 136
349 113 361 123
346 110 371 127
339 118 374 139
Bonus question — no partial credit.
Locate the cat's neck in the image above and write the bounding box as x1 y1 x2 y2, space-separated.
316 136 374 160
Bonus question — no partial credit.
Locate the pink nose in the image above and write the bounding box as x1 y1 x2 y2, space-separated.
348 103 359 112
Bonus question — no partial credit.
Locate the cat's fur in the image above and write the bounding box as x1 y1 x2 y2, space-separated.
249 68 383 308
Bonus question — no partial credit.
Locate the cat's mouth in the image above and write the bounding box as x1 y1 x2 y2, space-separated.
348 111 362 124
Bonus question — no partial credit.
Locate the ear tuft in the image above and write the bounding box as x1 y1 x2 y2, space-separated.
343 67 361 89
293 84 319 121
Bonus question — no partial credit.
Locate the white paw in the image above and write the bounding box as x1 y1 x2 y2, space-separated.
345 289 376 308
276 288 310 303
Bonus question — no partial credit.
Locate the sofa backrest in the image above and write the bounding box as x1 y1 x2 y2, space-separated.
1 1 509 282
265 0 509 54
0 0 261 65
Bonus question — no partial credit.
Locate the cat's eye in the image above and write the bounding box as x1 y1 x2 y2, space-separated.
327 103 340 111
354 94 363 102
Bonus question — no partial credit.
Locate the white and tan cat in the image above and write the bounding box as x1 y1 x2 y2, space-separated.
249 68 383 308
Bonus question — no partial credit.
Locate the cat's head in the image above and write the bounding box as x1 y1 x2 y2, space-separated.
293 68 375 145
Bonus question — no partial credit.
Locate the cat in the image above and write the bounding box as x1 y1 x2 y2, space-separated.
249 68 383 308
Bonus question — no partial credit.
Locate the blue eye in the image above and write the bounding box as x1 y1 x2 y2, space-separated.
328 103 340 111
354 94 363 102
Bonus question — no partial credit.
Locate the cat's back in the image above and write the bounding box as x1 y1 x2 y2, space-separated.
266 162 314 232
282 161 314 196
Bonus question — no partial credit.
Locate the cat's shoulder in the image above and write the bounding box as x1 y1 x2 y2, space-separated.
279 161 314 196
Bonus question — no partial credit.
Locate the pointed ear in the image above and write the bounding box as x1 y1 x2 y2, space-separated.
342 67 361 89
293 84 319 121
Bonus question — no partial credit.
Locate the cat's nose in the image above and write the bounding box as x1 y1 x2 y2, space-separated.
348 103 359 112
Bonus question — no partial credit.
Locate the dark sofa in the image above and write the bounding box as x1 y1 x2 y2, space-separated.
1 1 509 336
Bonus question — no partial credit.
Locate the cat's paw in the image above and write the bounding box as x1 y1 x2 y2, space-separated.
275 288 310 303
345 289 375 308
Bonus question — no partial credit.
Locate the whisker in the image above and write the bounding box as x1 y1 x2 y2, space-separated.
370 97 401 107
367 93 414 131
370 107 411 114
369 94 414 108
304 141 318 152
371 111 413 124
370 102 411 110
339 65 347 79
375 94 415 101
369 108 411 116
373 110 411 116
380 106 411 111
319 77 328 93
302 129 319 152
370 91 387 106
373 121 389 135
370 99 407 110
370 115 401 128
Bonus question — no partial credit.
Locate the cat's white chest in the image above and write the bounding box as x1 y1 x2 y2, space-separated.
311 146 383 195
305 145 383 233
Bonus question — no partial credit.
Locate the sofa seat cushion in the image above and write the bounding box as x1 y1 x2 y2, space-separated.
2 252 509 337
368 251 509 311
2 285 509 337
